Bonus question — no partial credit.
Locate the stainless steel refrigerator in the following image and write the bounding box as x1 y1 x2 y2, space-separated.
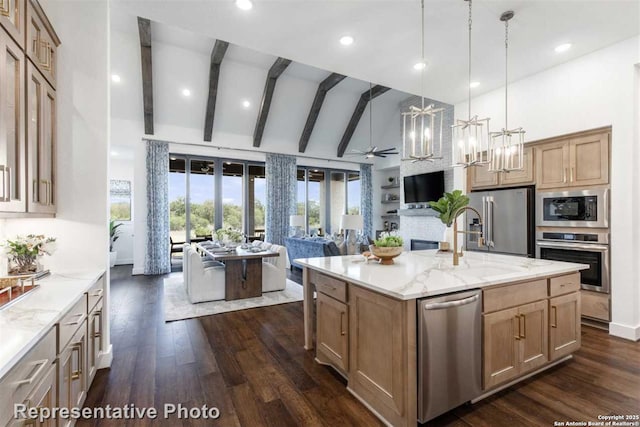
465 186 535 257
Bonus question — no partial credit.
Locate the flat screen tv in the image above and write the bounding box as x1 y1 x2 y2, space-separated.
403 171 445 204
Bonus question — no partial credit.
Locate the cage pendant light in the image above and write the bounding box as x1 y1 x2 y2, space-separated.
401 0 445 162
489 11 525 172
453 0 490 167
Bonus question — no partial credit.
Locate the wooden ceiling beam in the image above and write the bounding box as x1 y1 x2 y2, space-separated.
253 57 292 147
336 84 390 157
137 17 154 135
298 72 346 153
204 40 230 142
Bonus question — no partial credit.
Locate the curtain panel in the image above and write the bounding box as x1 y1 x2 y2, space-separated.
360 163 373 239
144 140 171 275
265 153 297 245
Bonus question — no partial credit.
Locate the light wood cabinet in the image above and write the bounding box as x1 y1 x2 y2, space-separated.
536 131 609 189
550 292 581 360
348 285 414 427
26 61 55 214
483 300 548 389
468 146 534 190
58 319 88 427
0 28 25 212
316 291 348 375
580 289 609 321
88 299 104 382
0 0 25 50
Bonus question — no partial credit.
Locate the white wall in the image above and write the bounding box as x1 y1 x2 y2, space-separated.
454 36 640 340
1 1 111 356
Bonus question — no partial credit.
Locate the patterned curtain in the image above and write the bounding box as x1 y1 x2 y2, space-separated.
360 163 373 239
265 153 297 245
144 140 171 275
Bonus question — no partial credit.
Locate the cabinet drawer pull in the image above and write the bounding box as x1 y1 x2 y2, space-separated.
65 313 84 326
570 167 574 183
71 342 83 380
14 359 48 387
551 306 558 328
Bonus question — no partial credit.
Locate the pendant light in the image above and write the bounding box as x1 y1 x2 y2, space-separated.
402 0 445 162
489 10 525 172
452 0 490 167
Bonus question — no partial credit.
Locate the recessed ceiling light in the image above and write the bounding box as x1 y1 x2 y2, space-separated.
182 88 191 97
470 81 480 88
242 100 251 108
555 43 572 53
111 74 121 83
235 0 253 11
110 150 119 156
339 35 354 46
413 62 426 71
170 157 177 160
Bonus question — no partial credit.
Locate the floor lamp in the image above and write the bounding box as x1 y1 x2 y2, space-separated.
341 214 363 255
290 215 305 237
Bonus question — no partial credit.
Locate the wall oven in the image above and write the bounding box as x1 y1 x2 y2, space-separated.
536 230 609 293
536 188 608 228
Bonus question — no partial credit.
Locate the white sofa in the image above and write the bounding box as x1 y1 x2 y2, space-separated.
183 244 226 303
260 243 287 292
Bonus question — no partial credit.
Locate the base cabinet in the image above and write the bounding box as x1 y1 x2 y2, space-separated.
550 292 581 360
316 291 348 375
58 319 88 427
483 300 548 389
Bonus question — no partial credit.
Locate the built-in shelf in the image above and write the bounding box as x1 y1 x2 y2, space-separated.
381 214 399 219
398 208 439 217
381 184 400 189
381 200 400 204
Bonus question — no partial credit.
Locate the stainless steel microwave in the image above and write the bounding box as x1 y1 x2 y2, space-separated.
536 188 609 228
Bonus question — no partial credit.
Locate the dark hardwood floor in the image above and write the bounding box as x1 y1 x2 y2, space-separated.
80 265 640 426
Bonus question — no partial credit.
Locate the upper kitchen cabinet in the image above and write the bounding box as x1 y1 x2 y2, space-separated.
26 0 59 88
0 29 25 213
468 146 534 191
26 61 55 214
536 129 609 190
0 0 25 49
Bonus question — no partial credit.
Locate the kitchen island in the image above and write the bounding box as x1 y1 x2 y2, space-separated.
297 250 587 427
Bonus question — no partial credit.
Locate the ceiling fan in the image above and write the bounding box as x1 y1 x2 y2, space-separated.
347 83 399 159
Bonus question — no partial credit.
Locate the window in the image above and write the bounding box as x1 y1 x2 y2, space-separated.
248 164 266 238
330 172 346 233
110 180 131 221
307 169 325 235
222 161 244 230
347 172 361 215
169 157 187 243
188 159 215 239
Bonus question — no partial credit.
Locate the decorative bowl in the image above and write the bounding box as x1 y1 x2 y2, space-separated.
369 245 403 265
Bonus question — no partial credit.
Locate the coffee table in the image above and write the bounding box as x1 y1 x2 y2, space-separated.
195 244 279 301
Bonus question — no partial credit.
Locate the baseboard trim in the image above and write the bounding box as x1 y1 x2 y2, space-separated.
132 267 144 275
609 322 640 341
97 344 113 369
346 387 393 427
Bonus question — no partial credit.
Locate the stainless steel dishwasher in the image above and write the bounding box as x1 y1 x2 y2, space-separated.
418 289 482 423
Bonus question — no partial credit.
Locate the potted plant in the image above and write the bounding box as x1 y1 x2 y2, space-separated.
368 231 404 265
3 234 56 275
109 220 122 267
428 190 470 251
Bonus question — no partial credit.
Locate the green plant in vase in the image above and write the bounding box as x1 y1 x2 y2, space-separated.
3 234 56 275
428 190 470 251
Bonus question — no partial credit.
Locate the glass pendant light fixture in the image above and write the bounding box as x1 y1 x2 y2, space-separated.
489 10 525 172
452 0 490 167
402 0 445 162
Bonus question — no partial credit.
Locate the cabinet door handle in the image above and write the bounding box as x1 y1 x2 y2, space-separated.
0 0 10 17
551 306 558 328
340 312 346 336
563 168 567 183
6 167 11 201
71 342 83 380
570 167 574 183
14 359 49 387
0 165 6 202
514 315 521 340
520 314 526 339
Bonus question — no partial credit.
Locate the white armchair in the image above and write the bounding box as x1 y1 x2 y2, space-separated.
187 249 226 303
262 243 287 292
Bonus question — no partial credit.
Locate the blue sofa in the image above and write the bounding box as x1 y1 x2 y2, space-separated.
284 237 341 270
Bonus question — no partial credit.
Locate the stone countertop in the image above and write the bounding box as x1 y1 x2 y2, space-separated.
295 250 588 300
0 270 105 380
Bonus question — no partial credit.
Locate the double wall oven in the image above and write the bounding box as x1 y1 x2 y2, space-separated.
536 188 610 294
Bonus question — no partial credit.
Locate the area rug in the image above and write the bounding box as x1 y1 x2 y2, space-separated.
163 273 304 322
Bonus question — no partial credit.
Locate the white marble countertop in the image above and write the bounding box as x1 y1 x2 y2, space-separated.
0 270 105 380
295 250 588 300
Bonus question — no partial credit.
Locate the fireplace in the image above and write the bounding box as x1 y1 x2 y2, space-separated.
411 239 439 251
